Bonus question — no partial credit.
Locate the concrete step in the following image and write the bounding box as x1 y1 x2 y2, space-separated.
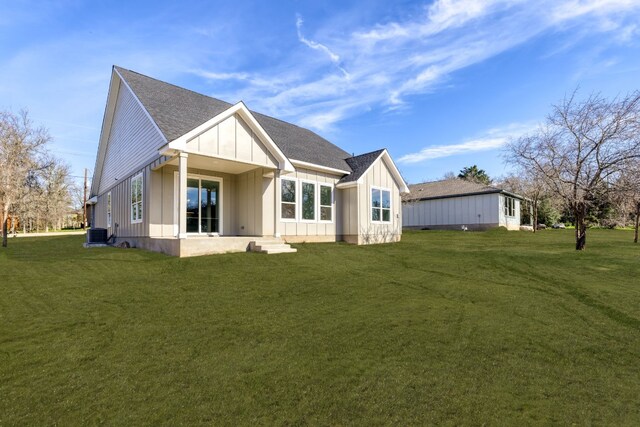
249 238 297 254
262 247 297 254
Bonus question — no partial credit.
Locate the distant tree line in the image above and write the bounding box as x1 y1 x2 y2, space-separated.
0 110 80 247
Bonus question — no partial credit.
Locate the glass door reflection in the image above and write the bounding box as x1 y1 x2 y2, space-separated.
185 178 220 234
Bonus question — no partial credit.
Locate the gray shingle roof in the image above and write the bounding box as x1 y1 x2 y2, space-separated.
404 179 523 201
338 149 385 184
115 66 353 172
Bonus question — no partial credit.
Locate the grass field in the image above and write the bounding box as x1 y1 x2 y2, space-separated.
1 229 639 425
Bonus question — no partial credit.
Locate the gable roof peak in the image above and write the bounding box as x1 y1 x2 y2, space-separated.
112 65 353 172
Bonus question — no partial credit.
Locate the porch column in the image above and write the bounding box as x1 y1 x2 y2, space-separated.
178 152 188 238
274 170 281 238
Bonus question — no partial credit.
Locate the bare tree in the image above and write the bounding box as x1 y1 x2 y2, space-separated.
0 110 51 247
38 158 72 232
507 90 640 250
500 168 549 232
442 171 457 180
615 160 640 243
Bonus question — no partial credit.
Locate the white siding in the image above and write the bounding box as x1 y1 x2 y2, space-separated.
356 156 402 243
403 193 501 229
184 114 278 168
94 166 150 238
234 168 267 236
277 168 341 239
498 194 522 230
98 84 165 195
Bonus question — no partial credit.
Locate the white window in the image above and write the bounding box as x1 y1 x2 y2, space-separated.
319 184 333 222
301 181 316 221
107 192 112 228
281 178 296 220
131 173 143 224
504 196 516 217
371 187 391 223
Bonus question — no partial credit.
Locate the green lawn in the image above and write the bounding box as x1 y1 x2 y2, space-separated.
1 230 639 425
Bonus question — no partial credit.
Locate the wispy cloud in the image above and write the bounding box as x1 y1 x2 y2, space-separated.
398 122 537 163
295 15 350 78
191 0 640 131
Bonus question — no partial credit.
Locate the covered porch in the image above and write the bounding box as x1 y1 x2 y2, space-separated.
148 151 284 242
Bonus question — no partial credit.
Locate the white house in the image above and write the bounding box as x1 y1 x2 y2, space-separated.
88 66 409 256
402 179 525 231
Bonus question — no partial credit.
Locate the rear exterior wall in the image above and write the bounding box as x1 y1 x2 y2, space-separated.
278 168 341 243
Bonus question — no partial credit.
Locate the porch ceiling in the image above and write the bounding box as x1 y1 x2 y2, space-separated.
165 153 271 174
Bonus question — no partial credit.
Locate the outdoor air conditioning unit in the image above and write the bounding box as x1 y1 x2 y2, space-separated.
87 228 108 244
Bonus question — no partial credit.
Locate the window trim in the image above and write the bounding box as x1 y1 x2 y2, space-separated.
299 179 317 223
319 184 334 223
280 177 298 222
504 196 516 218
184 173 224 235
131 172 143 224
371 186 392 224
106 192 112 228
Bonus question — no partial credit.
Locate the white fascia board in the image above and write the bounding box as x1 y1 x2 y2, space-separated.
380 150 410 193
113 67 168 146
86 196 98 205
336 181 358 189
92 67 168 197
168 101 295 172
343 149 409 193
290 159 350 176
90 69 121 197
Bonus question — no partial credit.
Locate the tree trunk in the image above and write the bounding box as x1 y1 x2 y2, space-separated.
634 206 639 244
533 200 538 234
575 205 587 251
2 217 7 248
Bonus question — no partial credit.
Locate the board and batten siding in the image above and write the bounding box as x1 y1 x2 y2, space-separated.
98 83 165 195
278 168 341 240
185 114 278 169
356 156 402 243
149 165 272 238
403 193 500 229
234 168 271 237
94 165 149 238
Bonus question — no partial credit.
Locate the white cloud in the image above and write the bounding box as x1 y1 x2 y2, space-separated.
398 122 537 163
296 15 350 78
190 70 250 81
188 0 640 132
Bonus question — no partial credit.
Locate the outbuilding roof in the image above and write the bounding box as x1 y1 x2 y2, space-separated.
115 66 353 172
404 179 524 202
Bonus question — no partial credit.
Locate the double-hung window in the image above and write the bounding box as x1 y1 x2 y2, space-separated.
281 179 296 220
131 173 143 224
371 187 391 223
319 185 332 221
107 192 112 227
301 181 315 221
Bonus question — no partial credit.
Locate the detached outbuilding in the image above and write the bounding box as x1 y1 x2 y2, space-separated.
402 179 525 231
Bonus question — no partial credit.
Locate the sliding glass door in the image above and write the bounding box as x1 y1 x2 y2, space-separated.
186 177 221 234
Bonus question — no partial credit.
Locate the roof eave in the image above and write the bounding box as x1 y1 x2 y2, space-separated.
290 159 351 176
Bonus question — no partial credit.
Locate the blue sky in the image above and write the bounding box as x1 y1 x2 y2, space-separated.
2 0 640 186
